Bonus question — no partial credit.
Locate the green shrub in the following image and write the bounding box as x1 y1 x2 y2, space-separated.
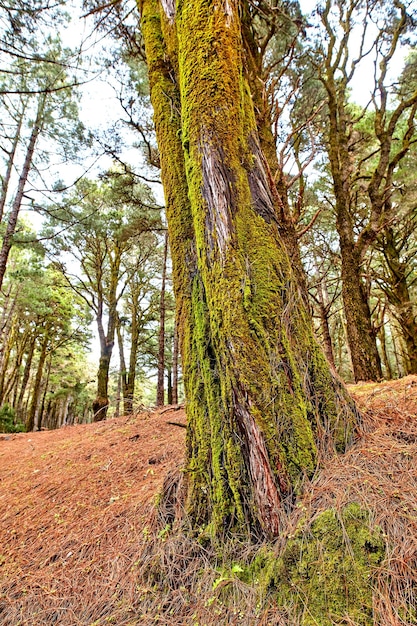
0 404 25 433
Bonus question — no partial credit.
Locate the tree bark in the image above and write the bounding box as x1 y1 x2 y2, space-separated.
378 315 393 380
0 93 46 292
0 106 25 224
16 335 36 422
167 366 173 405
139 0 359 538
92 348 112 421
26 332 49 432
171 313 179 404
156 232 169 406
324 79 382 381
380 228 417 375
116 318 126 417
240 9 310 308
339 234 382 381
317 296 336 373
92 251 120 421
37 356 52 430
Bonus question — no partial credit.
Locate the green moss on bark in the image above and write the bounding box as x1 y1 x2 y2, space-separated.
140 0 360 539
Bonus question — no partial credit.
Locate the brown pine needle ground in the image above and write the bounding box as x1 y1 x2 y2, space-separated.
0 377 417 625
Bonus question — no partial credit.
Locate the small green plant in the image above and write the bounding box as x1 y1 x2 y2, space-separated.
0 404 24 433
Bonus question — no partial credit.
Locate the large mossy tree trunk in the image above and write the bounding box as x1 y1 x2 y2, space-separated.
139 0 360 538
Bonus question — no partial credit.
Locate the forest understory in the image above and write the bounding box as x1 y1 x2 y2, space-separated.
0 376 416 625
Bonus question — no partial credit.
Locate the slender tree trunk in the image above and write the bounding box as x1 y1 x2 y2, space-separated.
16 335 36 421
391 319 405 378
339 236 382 381
2 325 30 406
167 366 173 404
0 94 46 292
116 318 127 416
315 270 336 371
156 232 169 406
125 290 141 415
0 324 15 403
379 317 393 380
117 310 138 416
92 347 112 421
37 356 52 430
140 0 359 538
26 333 49 432
92 273 118 420
0 107 25 224
398 306 417 375
0 292 17 400
381 228 417 375
318 299 336 372
322 55 382 382
172 314 179 404
114 371 121 419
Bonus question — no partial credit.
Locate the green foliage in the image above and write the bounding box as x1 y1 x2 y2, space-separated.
0 404 24 433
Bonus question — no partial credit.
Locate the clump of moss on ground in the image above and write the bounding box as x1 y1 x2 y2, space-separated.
235 503 384 625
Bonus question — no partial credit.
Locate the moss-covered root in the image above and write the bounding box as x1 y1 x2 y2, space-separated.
253 504 385 625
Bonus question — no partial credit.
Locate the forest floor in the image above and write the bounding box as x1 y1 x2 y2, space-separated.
1 376 417 625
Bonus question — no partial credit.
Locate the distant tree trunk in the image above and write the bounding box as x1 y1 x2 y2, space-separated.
26 332 49 432
0 108 25 224
92 256 120 420
140 0 359 538
1 325 31 406
114 371 121 419
381 228 417 375
156 232 169 406
0 94 46 292
325 82 382 381
172 314 179 405
37 356 52 430
339 235 382 381
391 319 406 379
117 311 139 416
318 298 336 372
0 292 17 401
397 306 417 376
378 316 393 380
124 284 143 415
319 13 383 382
115 317 128 417
16 335 36 422
0 325 14 403
92 346 112 421
167 366 173 405
313 265 337 372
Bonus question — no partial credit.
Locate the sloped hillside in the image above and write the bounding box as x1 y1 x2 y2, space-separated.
0 407 186 625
